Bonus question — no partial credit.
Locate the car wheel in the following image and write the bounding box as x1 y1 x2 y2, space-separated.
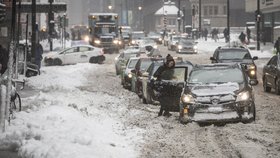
45 58 53 66
275 78 280 95
179 110 188 124
89 57 98 63
142 97 147 104
53 58 62 66
263 77 271 92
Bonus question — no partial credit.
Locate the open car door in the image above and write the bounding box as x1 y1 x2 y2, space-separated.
153 66 189 112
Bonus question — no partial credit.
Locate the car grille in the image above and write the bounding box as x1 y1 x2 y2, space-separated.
101 38 113 42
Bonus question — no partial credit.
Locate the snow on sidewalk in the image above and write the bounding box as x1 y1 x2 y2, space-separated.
0 63 142 158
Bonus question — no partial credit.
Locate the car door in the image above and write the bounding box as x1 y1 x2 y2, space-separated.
78 46 91 63
63 47 79 64
154 67 188 111
265 56 277 87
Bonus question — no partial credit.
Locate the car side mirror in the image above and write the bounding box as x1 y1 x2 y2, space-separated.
210 57 216 61
253 56 258 60
131 69 136 73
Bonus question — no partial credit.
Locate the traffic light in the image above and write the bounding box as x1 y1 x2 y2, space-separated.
163 17 167 28
255 10 262 22
192 5 196 16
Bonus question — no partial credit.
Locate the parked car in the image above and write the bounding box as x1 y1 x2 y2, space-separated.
179 63 256 124
115 46 141 75
44 45 105 66
210 46 258 85
151 61 193 112
263 55 280 95
121 57 139 89
175 39 198 54
141 61 164 104
131 57 164 97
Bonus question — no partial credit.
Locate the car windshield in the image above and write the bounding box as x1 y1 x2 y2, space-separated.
132 32 145 39
140 59 153 71
180 40 194 45
219 50 252 60
124 53 138 59
189 68 244 84
173 37 180 41
128 59 138 69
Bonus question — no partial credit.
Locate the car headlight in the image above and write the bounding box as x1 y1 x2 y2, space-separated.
131 40 136 44
178 45 183 49
94 40 101 44
159 38 162 41
128 73 132 78
250 70 256 76
153 45 158 49
118 41 122 45
113 39 119 44
181 94 195 104
193 45 198 50
236 91 250 102
84 36 90 42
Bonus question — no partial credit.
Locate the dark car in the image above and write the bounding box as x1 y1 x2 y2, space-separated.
131 57 164 97
175 39 198 54
210 46 258 85
121 57 139 89
263 55 280 95
151 61 193 112
141 61 164 104
115 46 141 75
179 63 256 124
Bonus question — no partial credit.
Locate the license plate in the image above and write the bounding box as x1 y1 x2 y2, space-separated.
208 107 223 113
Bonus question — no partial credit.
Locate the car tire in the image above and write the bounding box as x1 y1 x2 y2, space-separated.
243 103 256 124
275 78 280 95
179 110 188 124
45 58 53 66
53 58 62 66
89 57 98 63
263 77 271 92
142 97 147 104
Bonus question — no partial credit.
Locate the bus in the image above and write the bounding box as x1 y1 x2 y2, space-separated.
88 13 120 53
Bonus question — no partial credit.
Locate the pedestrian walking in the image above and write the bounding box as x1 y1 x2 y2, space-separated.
35 42 43 74
246 27 251 44
0 45 8 75
204 28 208 41
223 28 229 43
239 32 246 44
274 37 280 54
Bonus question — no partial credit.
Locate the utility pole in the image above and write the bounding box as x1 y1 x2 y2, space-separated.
49 0 54 51
125 0 128 25
177 0 181 33
31 0 36 60
256 0 260 50
199 0 201 37
15 0 22 79
227 0 230 44
182 6 185 33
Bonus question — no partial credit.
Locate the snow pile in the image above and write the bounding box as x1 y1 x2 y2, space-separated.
0 63 141 158
27 63 97 90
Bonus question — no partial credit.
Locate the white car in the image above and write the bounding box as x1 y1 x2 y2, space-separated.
44 45 105 65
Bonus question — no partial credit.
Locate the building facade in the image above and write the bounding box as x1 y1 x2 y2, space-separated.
245 0 280 42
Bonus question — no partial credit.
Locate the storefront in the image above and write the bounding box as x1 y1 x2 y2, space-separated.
246 0 280 42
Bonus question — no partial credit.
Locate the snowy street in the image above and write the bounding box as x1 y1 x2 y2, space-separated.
0 38 280 158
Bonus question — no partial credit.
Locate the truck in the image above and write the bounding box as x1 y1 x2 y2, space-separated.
88 13 120 53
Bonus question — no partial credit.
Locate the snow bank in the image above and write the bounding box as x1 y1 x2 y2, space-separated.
0 63 141 158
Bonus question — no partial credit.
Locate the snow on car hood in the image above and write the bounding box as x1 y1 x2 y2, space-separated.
191 82 240 97
44 51 60 58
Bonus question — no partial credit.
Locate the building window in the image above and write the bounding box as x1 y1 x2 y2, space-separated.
214 6 218 15
204 6 208 16
223 6 227 15
209 6 213 15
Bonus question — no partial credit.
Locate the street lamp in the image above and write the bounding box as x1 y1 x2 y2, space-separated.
138 6 142 11
108 5 113 11
138 6 143 30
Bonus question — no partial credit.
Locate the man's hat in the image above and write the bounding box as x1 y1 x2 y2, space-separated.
166 54 173 61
